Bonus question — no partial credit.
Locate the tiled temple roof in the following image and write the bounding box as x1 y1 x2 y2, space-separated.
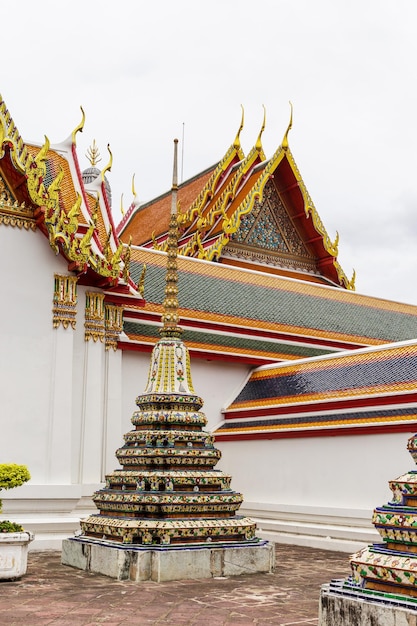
215 340 417 440
0 93 138 293
119 112 353 289
120 247 417 364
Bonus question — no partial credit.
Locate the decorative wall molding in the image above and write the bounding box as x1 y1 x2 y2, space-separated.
105 304 124 351
52 275 78 329
84 292 105 343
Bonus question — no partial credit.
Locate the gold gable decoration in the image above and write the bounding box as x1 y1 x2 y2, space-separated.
284 147 355 290
21 132 126 283
0 174 36 230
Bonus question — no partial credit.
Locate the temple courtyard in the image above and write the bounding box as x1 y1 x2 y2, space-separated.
0 544 349 625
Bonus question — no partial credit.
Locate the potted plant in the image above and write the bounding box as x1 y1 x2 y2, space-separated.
0 463 33 580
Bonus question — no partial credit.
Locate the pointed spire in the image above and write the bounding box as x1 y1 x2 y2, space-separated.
233 105 245 151
281 101 293 150
86 139 101 167
255 104 266 152
160 139 182 339
71 106 85 145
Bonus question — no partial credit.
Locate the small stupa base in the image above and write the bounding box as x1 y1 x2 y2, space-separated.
319 579 417 625
62 536 274 582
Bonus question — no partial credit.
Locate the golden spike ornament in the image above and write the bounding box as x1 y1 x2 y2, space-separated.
71 106 85 145
281 101 293 150
86 140 101 167
233 105 245 151
101 144 113 180
160 139 182 338
255 104 266 152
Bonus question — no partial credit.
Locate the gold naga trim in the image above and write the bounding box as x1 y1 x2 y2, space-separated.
101 144 112 182
179 112 269 259
137 262 146 297
27 136 125 280
177 109 246 230
283 146 355 289
105 304 124 351
52 274 78 330
0 95 29 173
85 292 105 343
71 106 85 145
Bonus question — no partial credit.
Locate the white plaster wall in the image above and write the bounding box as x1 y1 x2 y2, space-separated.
217 431 413 512
0 227 70 483
121 350 251 435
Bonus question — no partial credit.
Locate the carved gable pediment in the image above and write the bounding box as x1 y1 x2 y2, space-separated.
223 179 317 273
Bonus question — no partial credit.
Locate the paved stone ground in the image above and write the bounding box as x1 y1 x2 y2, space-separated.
0 544 350 625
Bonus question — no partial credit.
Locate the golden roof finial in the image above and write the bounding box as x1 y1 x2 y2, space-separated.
71 106 85 145
86 140 101 167
132 173 137 199
101 144 113 181
120 193 125 216
281 101 293 150
233 105 245 151
160 139 182 338
255 104 266 152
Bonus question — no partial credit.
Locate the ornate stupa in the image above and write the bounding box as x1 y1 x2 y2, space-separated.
320 435 417 622
63 140 273 581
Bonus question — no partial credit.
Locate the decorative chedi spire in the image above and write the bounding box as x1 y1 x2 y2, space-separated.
77 140 265 560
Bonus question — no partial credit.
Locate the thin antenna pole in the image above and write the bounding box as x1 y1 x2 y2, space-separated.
181 122 185 183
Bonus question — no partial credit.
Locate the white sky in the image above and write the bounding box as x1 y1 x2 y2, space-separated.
3 0 417 304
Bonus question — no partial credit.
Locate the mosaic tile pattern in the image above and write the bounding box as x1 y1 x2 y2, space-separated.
123 320 331 361
227 343 417 410
128 250 417 354
216 407 417 435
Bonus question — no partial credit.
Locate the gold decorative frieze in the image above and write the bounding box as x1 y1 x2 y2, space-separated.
0 174 36 230
104 304 124 351
52 274 78 329
85 292 105 343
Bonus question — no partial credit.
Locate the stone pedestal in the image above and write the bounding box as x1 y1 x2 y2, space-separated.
62 537 274 582
319 581 417 626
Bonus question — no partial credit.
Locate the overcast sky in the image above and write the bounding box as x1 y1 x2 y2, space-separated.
3 1 417 304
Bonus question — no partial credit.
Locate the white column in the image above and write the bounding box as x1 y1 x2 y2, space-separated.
102 304 124 477
79 292 106 484
47 275 78 484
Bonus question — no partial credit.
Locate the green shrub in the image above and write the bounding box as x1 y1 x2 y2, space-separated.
0 464 30 531
0 520 24 533
0 464 31 494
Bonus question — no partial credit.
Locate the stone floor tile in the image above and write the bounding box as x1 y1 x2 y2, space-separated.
0 544 350 626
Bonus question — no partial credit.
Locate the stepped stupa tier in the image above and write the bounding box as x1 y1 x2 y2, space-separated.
78 139 258 549
327 434 417 603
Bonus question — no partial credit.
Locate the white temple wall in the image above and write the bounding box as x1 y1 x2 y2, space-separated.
217 431 414 551
0 228 71 482
121 351 251 433
2 227 414 552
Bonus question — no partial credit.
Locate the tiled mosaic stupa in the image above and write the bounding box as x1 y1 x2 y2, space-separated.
320 434 417 623
62 140 273 581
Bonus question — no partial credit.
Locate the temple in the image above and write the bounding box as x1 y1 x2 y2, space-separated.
1 92 417 566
